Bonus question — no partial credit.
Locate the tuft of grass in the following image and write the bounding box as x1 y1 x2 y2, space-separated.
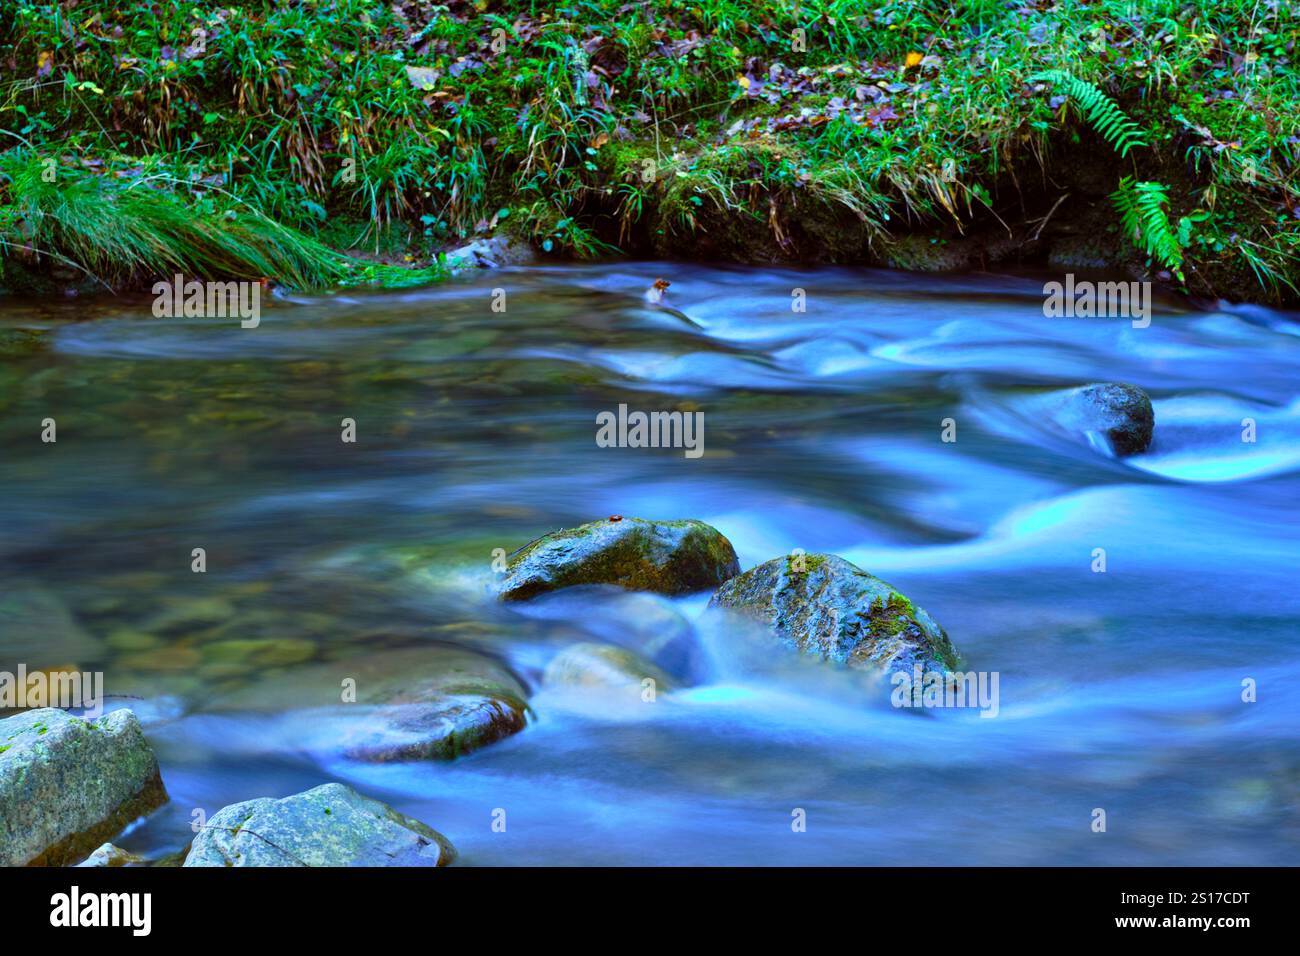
0 149 353 290
0 149 446 291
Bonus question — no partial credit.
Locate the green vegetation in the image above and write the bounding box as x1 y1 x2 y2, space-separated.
0 0 1296 299
1033 70 1148 158
1033 73 1185 280
1111 177 1185 280
0 148 353 290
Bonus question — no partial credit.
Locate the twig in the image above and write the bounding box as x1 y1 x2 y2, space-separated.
1028 192 1070 241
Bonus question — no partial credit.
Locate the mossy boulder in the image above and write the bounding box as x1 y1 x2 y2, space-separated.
544 642 675 694
1044 382 1155 456
207 646 529 762
0 708 167 866
499 517 740 601
183 782 455 867
707 554 960 676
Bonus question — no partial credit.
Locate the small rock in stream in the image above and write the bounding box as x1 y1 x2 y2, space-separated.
1044 382 1155 456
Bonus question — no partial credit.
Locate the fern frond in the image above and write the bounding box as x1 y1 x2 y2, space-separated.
1111 176 1184 279
1033 70 1148 157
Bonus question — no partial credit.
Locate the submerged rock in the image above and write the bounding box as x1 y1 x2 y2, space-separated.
198 637 317 677
544 642 675 694
0 584 102 668
0 328 48 358
183 782 455 867
207 646 529 762
541 588 704 682
499 517 740 602
0 708 167 866
707 554 960 676
1047 382 1155 456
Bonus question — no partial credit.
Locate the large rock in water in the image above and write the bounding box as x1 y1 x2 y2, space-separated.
708 554 960 675
205 646 529 762
0 708 167 866
1047 382 1154 456
184 783 455 867
499 517 740 601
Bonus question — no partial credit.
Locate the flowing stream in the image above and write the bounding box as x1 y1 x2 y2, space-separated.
2 263 1298 865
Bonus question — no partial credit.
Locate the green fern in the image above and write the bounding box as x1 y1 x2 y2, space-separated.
1111 177 1184 279
1033 70 1147 157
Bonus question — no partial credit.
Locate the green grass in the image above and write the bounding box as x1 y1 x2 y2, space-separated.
0 0 1296 298
0 148 353 290
0 149 445 291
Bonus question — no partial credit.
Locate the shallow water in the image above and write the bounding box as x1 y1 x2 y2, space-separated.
2 263 1298 865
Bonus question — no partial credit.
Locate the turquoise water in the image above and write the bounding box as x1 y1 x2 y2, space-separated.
2 264 1298 864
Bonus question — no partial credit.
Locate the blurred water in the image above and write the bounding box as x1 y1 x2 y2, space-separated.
1 263 1298 865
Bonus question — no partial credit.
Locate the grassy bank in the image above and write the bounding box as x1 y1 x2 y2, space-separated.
1 0 1296 300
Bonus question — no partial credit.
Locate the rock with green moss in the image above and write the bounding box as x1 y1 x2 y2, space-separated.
207 646 529 762
499 517 740 601
707 554 960 676
183 782 455 867
544 642 675 694
0 708 168 866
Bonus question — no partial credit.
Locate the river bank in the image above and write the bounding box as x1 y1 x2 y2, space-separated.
1 1 1296 303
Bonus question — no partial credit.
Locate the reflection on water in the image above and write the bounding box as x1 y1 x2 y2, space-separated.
2 264 1298 865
